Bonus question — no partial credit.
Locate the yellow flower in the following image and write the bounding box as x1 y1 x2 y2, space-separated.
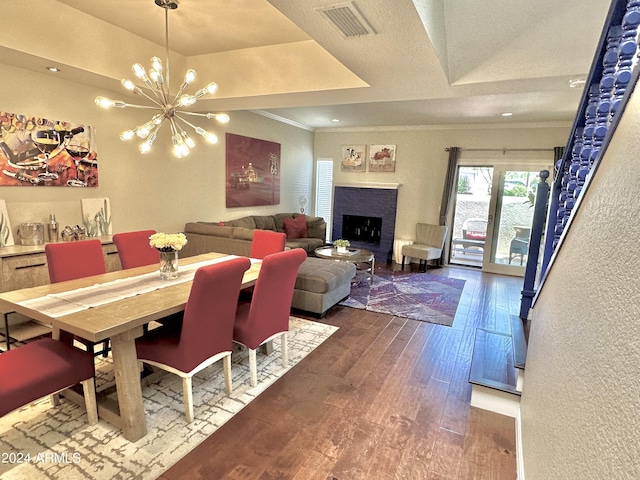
149 232 188 252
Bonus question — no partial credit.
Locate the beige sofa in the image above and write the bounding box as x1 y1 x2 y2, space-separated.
180 213 326 258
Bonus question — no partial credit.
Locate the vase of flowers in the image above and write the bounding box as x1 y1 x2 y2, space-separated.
333 239 350 254
149 232 188 280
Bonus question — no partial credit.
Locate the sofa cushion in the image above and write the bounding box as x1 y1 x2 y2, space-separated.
185 222 233 238
306 216 325 239
295 257 356 294
253 216 276 231
232 226 255 241
226 216 256 229
283 214 308 239
273 213 294 232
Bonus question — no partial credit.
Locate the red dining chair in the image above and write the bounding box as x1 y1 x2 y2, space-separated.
0 338 98 425
45 239 109 356
135 256 251 423
233 248 306 387
112 230 159 269
250 230 286 259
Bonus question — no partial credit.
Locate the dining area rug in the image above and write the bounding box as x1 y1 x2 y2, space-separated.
340 270 466 326
0 317 337 480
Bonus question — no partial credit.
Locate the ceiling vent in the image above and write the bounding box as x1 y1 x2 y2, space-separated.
317 2 377 38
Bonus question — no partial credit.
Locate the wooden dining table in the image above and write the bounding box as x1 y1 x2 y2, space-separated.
0 252 261 442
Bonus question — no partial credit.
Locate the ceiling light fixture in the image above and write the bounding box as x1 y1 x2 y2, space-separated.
502 112 513 117
569 78 587 88
94 0 228 157
47 67 60 72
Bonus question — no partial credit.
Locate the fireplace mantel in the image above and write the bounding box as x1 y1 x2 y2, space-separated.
334 182 401 190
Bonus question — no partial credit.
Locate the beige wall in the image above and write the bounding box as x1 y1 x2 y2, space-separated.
0 63 313 238
314 125 569 240
521 87 640 477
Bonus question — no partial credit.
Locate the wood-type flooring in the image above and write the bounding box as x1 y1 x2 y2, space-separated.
158 263 520 480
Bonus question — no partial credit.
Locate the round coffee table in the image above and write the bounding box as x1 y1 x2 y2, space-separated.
314 246 375 283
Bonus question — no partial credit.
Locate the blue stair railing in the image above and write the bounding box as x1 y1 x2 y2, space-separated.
520 0 640 319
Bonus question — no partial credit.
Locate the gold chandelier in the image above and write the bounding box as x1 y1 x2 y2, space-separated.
94 0 229 158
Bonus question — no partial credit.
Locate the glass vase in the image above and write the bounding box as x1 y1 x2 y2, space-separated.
159 250 179 280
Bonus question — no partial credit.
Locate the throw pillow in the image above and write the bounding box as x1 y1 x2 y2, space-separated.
283 215 308 239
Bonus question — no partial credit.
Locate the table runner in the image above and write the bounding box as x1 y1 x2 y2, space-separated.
18 255 252 318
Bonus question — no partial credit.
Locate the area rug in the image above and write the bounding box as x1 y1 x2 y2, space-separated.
0 317 338 480
340 270 466 326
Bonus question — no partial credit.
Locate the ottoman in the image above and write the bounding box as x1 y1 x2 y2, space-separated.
292 257 356 317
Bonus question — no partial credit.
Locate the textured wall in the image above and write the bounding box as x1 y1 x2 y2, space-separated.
521 87 640 478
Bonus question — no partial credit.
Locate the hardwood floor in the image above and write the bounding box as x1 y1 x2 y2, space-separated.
158 263 521 480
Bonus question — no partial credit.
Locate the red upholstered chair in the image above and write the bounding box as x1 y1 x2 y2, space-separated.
135 256 251 423
113 230 159 269
0 338 98 425
45 239 107 283
249 229 286 259
45 239 108 355
234 248 307 387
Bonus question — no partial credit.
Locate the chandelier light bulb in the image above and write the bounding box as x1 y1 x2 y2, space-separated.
196 82 219 98
120 130 135 141
151 57 163 74
149 69 163 86
95 1 227 156
94 96 126 108
139 140 153 154
132 63 148 80
181 131 196 148
179 94 197 107
183 69 197 84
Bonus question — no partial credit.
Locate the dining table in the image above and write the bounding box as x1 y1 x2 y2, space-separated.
0 252 261 442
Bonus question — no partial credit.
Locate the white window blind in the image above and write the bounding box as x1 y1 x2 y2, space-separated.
315 159 334 242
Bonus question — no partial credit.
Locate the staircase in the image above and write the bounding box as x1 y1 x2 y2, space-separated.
469 315 527 418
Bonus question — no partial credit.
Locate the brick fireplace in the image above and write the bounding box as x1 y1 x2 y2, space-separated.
332 183 399 262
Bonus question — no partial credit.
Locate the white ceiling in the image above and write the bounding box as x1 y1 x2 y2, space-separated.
2 0 612 130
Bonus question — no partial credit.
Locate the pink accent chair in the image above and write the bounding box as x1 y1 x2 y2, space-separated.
45 239 108 355
112 230 159 269
136 256 251 423
233 248 306 387
250 229 286 259
0 338 98 425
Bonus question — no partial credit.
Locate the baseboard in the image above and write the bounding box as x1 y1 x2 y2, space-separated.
516 409 525 480
470 384 520 418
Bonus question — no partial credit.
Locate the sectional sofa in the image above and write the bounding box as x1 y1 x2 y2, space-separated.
180 213 355 317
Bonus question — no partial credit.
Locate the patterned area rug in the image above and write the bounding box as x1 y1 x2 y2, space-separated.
340 271 466 326
0 317 337 480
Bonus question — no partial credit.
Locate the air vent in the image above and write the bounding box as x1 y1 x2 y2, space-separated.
317 2 377 38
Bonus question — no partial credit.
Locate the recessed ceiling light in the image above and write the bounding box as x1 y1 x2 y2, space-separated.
331 118 340 123
569 78 586 88
46 67 61 72
502 112 513 117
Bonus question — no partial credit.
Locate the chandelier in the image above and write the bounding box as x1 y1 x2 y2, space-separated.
94 0 229 158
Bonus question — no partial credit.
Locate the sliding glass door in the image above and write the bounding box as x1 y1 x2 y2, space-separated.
482 166 551 275
450 162 552 275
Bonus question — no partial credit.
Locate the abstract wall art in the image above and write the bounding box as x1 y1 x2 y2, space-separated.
0 111 98 187
226 133 281 208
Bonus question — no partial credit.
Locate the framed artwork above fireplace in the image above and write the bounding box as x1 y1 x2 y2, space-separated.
341 145 366 172
368 144 396 172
